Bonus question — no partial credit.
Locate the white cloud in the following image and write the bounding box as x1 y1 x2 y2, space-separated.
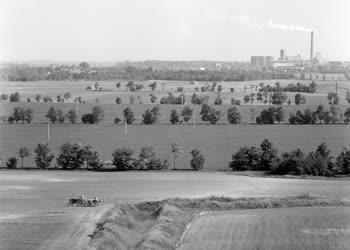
209 14 263 30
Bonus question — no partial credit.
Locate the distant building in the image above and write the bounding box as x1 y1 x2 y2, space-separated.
279 49 285 61
251 56 274 67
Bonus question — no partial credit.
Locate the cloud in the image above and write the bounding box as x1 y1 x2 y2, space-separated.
209 14 263 30
267 19 312 32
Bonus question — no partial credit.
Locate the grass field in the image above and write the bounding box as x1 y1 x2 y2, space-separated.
0 171 349 249
180 207 350 250
0 124 349 170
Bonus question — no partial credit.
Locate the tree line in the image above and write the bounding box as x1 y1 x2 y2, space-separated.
4 104 350 125
4 140 349 177
0 64 297 82
4 142 205 171
230 139 350 177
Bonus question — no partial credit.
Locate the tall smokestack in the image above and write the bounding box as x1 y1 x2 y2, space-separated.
310 31 314 65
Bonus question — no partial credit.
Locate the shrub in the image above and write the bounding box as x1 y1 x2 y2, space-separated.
227 107 241 124
81 113 95 124
9 92 20 102
214 95 223 105
112 146 134 171
34 143 54 169
114 117 122 124
142 106 161 124
181 106 193 123
271 149 305 175
6 156 18 168
115 97 122 104
190 149 205 170
170 110 180 124
229 146 261 171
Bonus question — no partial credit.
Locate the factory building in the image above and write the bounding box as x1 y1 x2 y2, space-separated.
250 56 274 67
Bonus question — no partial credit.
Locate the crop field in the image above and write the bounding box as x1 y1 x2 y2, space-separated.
0 171 349 249
180 207 350 250
0 79 349 106
0 124 349 170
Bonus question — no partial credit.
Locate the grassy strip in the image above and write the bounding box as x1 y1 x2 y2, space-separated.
89 194 349 250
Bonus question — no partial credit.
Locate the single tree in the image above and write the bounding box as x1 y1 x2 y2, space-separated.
46 107 57 123
227 107 241 124
190 149 205 170
63 92 71 102
170 143 183 170
18 146 31 168
34 143 54 169
67 109 77 123
123 107 135 124
181 106 193 123
92 106 104 124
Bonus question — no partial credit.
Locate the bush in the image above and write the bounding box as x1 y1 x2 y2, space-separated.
271 149 305 175
112 146 134 171
229 146 261 171
34 143 54 169
81 113 96 124
9 92 20 102
115 97 122 104
142 106 161 125
170 110 180 124
190 149 205 170
6 156 18 168
114 117 122 124
181 106 193 123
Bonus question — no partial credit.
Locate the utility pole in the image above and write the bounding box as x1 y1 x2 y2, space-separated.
47 121 50 143
76 101 79 115
124 119 127 135
193 111 196 129
336 81 338 95
181 95 184 110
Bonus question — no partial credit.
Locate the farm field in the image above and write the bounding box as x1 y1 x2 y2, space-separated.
180 207 350 250
0 79 349 106
0 171 349 249
0 124 350 170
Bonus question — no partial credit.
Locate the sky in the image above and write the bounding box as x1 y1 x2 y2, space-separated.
0 0 349 62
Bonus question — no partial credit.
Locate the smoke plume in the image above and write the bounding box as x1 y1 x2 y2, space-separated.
267 19 312 32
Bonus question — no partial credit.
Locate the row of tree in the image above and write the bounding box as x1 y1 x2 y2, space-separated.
0 64 297 82
255 105 350 124
230 139 350 176
5 143 205 171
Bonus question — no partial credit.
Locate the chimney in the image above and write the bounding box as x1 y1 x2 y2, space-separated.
310 31 314 64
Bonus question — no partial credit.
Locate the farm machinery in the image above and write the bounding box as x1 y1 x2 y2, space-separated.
67 195 103 207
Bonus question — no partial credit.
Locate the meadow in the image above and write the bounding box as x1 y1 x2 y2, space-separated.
0 124 350 170
180 207 350 250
